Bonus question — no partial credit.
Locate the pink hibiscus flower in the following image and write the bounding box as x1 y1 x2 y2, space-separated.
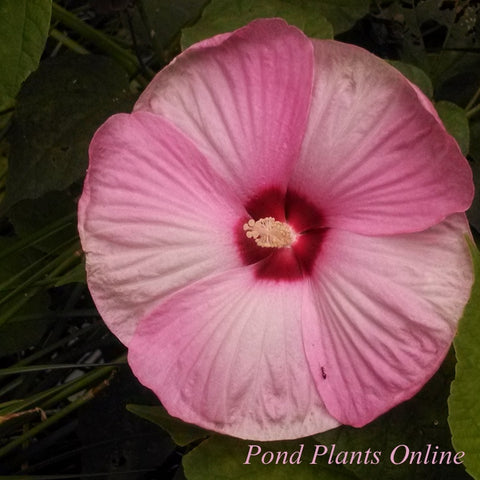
78 18 474 440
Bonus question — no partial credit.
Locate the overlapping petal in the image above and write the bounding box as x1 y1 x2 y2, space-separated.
134 18 314 200
78 111 246 345
302 213 473 426
128 266 340 440
290 40 473 236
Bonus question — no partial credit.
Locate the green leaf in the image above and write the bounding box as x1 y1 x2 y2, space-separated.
0 313 52 356
3 54 135 209
378 1 479 84
469 120 480 163
126 403 209 446
54 261 86 286
467 156 480 234
435 101 470 156
298 0 369 35
181 0 334 49
183 436 358 480
0 152 7 205
8 191 78 253
0 0 52 111
449 240 480 480
133 0 209 53
467 121 480 232
417 0 479 51
387 60 433 99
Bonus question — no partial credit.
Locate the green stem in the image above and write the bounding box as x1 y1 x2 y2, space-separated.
0 106 14 117
51 2 140 76
0 238 76 295
0 326 97 403
10 325 96 368
0 378 22 398
466 84 480 112
0 241 81 324
7 308 99 323
0 376 112 458
0 361 126 376
49 28 90 54
0 358 123 418
41 358 124 409
137 0 164 63
0 240 79 307
0 356 125 438
0 213 76 261
466 102 480 119
0 383 65 417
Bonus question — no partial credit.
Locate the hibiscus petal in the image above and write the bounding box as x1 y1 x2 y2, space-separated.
78 111 245 345
134 18 314 199
302 213 473 426
128 266 340 440
291 40 473 235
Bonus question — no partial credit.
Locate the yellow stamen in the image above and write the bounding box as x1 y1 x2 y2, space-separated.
243 217 295 248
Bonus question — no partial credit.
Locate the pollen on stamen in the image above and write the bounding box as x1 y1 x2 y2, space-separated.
243 217 296 248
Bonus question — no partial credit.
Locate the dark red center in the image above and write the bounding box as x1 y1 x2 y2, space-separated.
235 186 326 281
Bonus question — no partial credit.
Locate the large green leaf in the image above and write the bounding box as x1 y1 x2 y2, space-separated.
181 0 334 49
132 0 209 52
3 54 135 209
467 121 480 233
301 0 369 34
449 241 480 480
183 436 358 480
54 261 86 286
379 0 479 86
387 60 433 99
435 101 470 156
8 191 78 253
126 403 209 447
0 0 52 111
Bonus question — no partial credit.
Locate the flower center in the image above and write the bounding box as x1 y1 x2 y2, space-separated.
236 187 325 281
243 217 296 248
